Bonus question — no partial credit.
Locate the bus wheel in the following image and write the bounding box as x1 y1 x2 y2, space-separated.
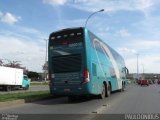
106 84 111 97
99 84 106 99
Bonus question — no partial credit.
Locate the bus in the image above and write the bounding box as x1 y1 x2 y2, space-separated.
48 27 128 99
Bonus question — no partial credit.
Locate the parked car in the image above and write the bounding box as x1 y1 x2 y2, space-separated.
157 80 160 85
148 80 152 84
152 79 155 84
141 79 149 86
137 80 141 85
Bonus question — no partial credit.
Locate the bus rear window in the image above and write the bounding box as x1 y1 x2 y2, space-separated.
50 32 83 47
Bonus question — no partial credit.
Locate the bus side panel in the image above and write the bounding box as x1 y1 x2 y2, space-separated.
84 29 102 95
84 29 108 95
85 29 125 92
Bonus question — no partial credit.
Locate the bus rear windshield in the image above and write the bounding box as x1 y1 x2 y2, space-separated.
52 54 82 73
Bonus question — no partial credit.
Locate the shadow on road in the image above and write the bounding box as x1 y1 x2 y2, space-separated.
32 95 100 106
31 89 125 106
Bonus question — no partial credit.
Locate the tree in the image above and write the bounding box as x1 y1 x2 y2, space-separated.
27 71 40 81
0 59 3 66
42 61 48 71
4 60 21 68
42 61 48 81
1 59 28 74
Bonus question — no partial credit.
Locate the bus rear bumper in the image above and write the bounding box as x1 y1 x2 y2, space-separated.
49 85 92 96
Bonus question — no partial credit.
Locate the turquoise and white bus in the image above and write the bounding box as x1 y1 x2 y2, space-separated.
48 27 128 99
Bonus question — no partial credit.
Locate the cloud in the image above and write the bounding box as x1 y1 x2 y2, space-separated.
43 0 157 16
117 39 160 73
118 39 160 54
126 40 160 52
14 25 47 40
126 55 160 73
115 29 131 37
43 0 67 5
0 12 21 25
0 32 45 72
73 0 156 13
0 11 3 17
133 15 160 40
118 47 137 54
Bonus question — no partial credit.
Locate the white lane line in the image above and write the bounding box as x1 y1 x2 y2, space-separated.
91 103 111 114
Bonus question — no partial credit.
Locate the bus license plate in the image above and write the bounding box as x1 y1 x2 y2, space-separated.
64 89 70 92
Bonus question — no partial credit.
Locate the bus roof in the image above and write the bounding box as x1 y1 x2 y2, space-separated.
50 27 84 36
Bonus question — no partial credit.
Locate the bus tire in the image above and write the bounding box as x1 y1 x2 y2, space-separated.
106 83 111 97
99 84 106 99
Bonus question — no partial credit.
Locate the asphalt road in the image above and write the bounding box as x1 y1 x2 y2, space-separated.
0 84 160 120
0 85 49 94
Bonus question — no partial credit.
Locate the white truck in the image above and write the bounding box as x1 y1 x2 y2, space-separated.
0 66 30 91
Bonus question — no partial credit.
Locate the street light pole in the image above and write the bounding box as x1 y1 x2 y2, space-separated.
136 54 139 80
84 9 104 28
141 64 144 74
142 64 144 79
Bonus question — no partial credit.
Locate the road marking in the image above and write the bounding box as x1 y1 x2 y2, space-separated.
80 114 97 120
91 103 110 114
78 103 112 120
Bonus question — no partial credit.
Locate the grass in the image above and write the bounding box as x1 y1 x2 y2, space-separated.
30 82 49 85
0 91 51 102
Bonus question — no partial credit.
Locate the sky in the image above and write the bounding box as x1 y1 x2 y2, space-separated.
0 0 160 73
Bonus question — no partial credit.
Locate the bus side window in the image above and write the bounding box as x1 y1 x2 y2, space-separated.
92 63 97 76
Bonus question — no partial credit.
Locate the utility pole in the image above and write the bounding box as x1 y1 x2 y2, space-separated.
136 54 139 80
44 39 48 81
142 64 144 79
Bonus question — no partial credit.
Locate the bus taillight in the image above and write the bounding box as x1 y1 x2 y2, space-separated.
48 71 53 86
48 71 51 81
82 68 90 84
